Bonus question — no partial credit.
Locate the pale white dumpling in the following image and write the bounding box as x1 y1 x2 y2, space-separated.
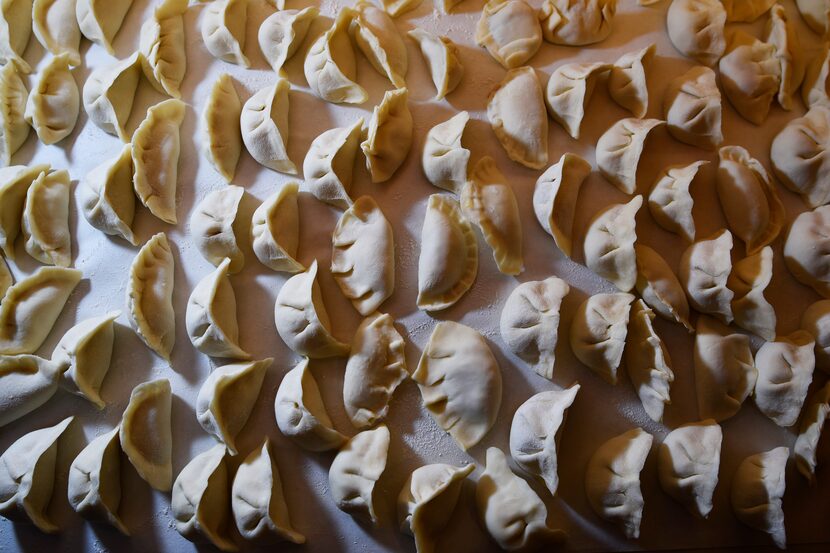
409 28 463 100
765 4 805 112
251 182 304 273
0 0 33 72
635 244 692 330
274 358 346 452
417 194 478 312
196 358 270 454
625 299 674 422
274 260 349 358
139 0 188 99
679 229 734 324
414 321 502 451
728 247 776 341
545 61 611 140
331 195 394 316
802 300 830 373
0 61 29 165
533 153 591 258
241 79 295 174
0 354 62 427
304 9 367 104
422 111 470 194
119 379 172 491
657 420 722 518
462 157 523 275
754 331 815 427
329 425 390 524
694 315 757 422
509 385 579 497
83 53 142 141
794 381 830 483
32 0 81 66
584 195 642 292
190 185 246 273
354 1 407 88
487 66 548 170
647 161 706 242
126 233 175 360
540 0 616 46
596 118 664 194
0 164 49 258
361 87 413 183
585 428 652 539
76 0 132 53
21 169 71 267
476 0 541 69
24 53 78 144
784 205 830 298
258 6 318 74
302 120 363 209
731 447 788 549
802 44 830 108
79 144 136 245
570 293 634 385
663 66 723 150
609 44 655 118
201 73 242 182
500 277 569 380
666 0 726 66
201 0 248 67
718 31 780 125
771 104 830 208
343 312 407 430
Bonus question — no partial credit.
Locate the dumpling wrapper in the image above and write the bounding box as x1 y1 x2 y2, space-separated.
569 293 634 385
258 7 318 75
79 144 136 245
771 104 830 209
634 244 693 331
303 9 367 105
201 0 249 67
190 185 246 273
718 30 781 125
754 331 815 427
533 153 591 258
545 61 611 140
487 66 548 170
139 0 188 99
596 118 664 195
361 87 413 183
408 28 463 100
328 425 390 524
421 111 470 194
583 195 642 292
240 79 296 175
32 0 81 66
119 379 172 492
251 182 304 273
200 73 243 182
0 354 63 427
0 164 50 258
663 66 723 150
76 0 132 53
731 447 788 550
302 120 363 210
624 299 674 422
679 229 734 324
647 161 707 242
0 61 30 166
82 53 142 141
784 205 830 298
475 0 542 69
609 43 655 118
801 299 830 373
24 52 79 144
353 1 407 88
666 0 726 66
539 0 617 46
21 168 71 267
728 246 776 341
794 381 830 484
126 232 175 360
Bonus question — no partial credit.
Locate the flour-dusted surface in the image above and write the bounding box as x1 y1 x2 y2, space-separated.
1 1 830 552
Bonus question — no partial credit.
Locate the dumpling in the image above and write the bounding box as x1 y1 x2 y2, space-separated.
0 61 29 166
397 463 475 553
596 118 664 194
625 299 674 422
329 425 390 524
476 447 565 551
0 416 73 533
765 4 805 112
585 428 652 539
23 53 79 144
770 104 830 208
802 44 830 108
794 381 830 483
302 120 363 209
797 0 830 37
0 266 81 355
82 53 142 141
663 66 723 150
0 0 33 73
657 420 722 518
721 0 775 22
344 313 406 430
331 195 394 316
131 98 185 224
67 427 127 534
499 277 569 380
545 62 612 139
666 0 726 66
422 111 470 194
383 0 421 17
240 80 296 175
719 31 780 125
231 438 304 545
258 6 318 75
487 66 548 170
21 169 71 267
716 146 784 255
635 245 692 330
76 0 133 53
186 258 249 359
0 164 49 258
126 233 175 360
461 157 523 275
647 161 706 242
417 194 478 312
731 447 788 549
190 185 246 273
533 153 591 258
609 44 655 118
139 0 188 98
274 260 349 358
569 293 634 385
476 0 541 69
694 315 757 422
728 247 776 341
303 9 367 105
408 28 463 100
361 87 413 183
539 0 616 46
274 358 346 452
784 205 830 297
171 445 236 552
413 321 502 451
53 311 120 409
802 300 830 373
353 1 407 88
508 385 579 496
754 331 815 427
119 379 172 491
583 195 642 292
679 229 734 324
79 143 136 244
200 73 242 182
0 354 62 427
196 359 270 454
201 0 248 67
32 0 81 66
250 182 304 273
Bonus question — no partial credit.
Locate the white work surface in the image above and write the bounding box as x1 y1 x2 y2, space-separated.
2 0 830 552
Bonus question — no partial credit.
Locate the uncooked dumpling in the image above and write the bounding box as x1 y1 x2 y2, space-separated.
634 244 692 330
409 28 463 100
422 111 469 194
24 53 78 144
258 6 318 75
728 247 776 341
647 161 706 242
539 0 617 46
596 118 664 194
475 0 541 69
718 31 781 125
0 164 49 258
331 195 394 316
754 331 815 427
666 0 726 66
201 0 249 67
361 87 413 183
353 1 407 88
329 425 390 524
784 205 830 298
585 428 652 539
274 260 349 358
119 378 172 492
190 185 246 273
76 0 133 53
21 168 71 267
304 9 367 104
583 195 642 292
0 0 33 72
802 44 830 108
765 4 805 112
609 44 655 118
679 229 734 324
32 0 81 66
82 53 142 141
731 447 788 549
487 66 548 170
771 104 830 208
797 0 830 37
500 277 569 380
201 73 242 182
414 321 502 451
569 292 634 385
0 61 29 165
126 233 175 360
625 299 674 422
0 353 62 427
139 0 188 98
241 79 295 174
250 182 304 273
79 143 136 245
302 120 363 209
802 299 830 373
794 381 830 483
545 61 611 139
533 153 591 257
663 66 723 150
